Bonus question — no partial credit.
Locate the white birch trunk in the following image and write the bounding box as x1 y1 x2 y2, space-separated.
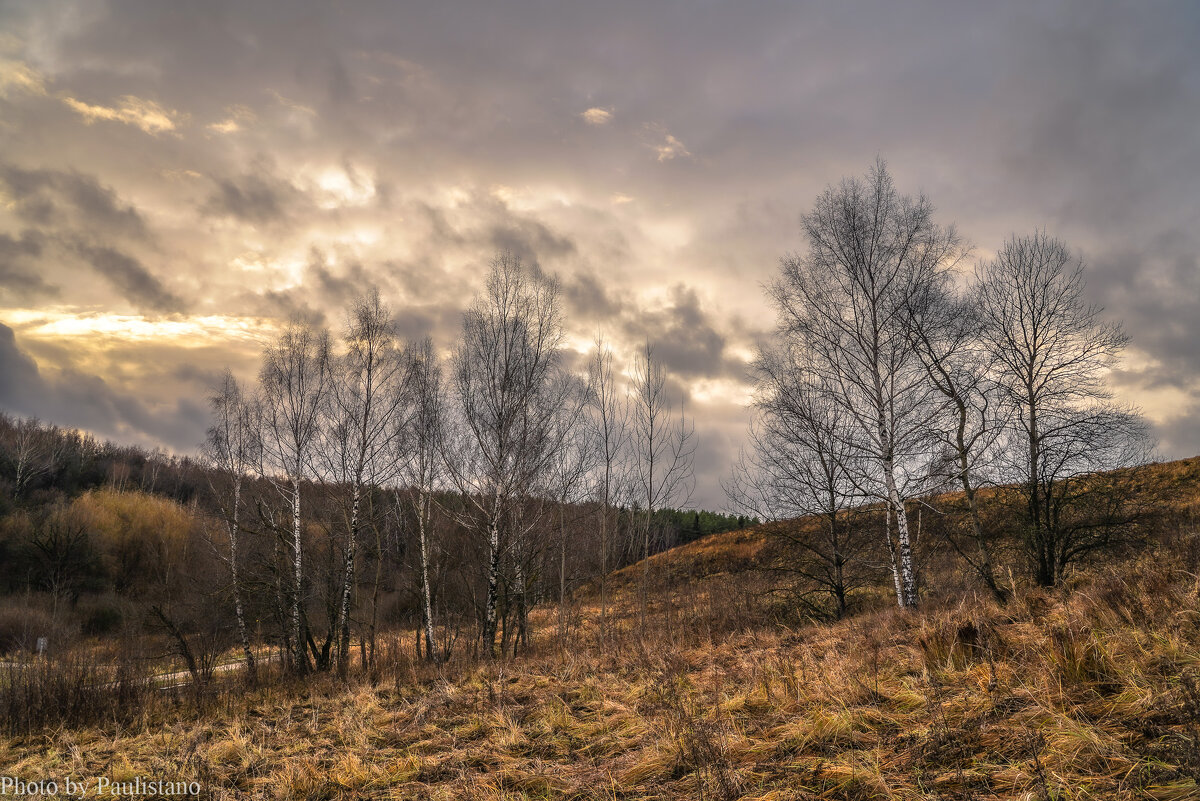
418 492 437 662
336 485 361 671
291 476 306 672
482 510 501 658
229 480 256 680
883 462 917 608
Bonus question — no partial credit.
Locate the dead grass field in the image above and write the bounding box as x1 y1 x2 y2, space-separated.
4 459 1200 799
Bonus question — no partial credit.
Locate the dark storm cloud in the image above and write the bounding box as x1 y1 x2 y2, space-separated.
71 243 185 314
622 285 746 381
1092 235 1200 386
0 231 55 302
201 169 298 225
562 272 627 322
0 164 148 239
488 221 577 266
0 323 207 451
309 254 384 310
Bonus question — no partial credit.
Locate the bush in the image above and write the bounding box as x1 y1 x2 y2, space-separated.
0 604 54 656
81 601 124 637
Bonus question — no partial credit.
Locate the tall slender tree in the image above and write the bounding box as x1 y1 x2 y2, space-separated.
445 251 571 658
399 336 447 662
771 159 961 609
258 318 331 673
202 370 260 681
587 335 630 641
975 231 1150 585
630 342 695 619
546 373 596 646
322 288 408 674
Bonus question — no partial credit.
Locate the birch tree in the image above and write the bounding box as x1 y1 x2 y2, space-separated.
975 231 1151 585
259 318 331 673
587 335 630 640
446 251 570 658
2 416 62 499
771 159 961 609
904 277 1009 602
399 337 447 662
202 370 259 681
630 342 695 616
322 288 408 674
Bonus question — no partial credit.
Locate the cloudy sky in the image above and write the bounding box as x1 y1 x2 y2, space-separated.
1 1 1198 509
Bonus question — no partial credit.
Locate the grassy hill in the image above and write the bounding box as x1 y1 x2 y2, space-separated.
3 460 1200 799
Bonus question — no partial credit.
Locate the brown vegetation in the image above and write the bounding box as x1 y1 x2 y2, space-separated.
3 459 1199 799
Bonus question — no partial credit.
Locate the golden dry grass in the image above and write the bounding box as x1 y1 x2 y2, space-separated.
4 456 1200 798
3 545 1200 800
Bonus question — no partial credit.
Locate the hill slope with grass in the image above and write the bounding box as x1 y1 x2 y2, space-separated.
3 459 1200 800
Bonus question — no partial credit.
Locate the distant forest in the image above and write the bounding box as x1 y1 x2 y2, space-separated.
0 411 750 660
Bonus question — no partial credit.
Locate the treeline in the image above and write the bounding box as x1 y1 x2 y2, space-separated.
727 159 1157 618
203 256 704 674
0 413 203 508
0 253 761 677
651 508 752 545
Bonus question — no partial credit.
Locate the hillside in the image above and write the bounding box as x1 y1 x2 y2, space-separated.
2 459 1200 799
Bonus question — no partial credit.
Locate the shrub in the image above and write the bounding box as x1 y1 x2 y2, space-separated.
0 603 54 656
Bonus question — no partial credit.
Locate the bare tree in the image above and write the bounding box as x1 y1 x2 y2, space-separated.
904 277 1010 603
975 232 1152 585
770 159 961 609
2 416 62 499
321 288 408 674
398 337 447 662
630 342 695 617
258 318 332 674
546 373 597 646
202 370 260 681
446 251 571 658
727 344 869 618
587 335 630 641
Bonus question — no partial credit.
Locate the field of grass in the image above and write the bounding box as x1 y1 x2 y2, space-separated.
3 460 1200 799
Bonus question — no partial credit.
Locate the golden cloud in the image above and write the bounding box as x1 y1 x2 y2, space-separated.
62 94 181 135
654 132 690 162
580 107 613 125
0 59 46 98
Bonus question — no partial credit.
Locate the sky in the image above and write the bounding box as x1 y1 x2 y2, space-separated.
1 0 1199 510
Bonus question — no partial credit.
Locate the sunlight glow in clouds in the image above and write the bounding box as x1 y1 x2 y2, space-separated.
62 95 181 135
1 1 1199 508
6 310 273 347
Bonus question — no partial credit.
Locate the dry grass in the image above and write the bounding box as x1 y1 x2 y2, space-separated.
5 457 1200 798
3 541 1199 800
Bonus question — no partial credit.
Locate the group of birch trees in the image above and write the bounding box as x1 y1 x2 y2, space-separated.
205 251 696 671
728 160 1153 614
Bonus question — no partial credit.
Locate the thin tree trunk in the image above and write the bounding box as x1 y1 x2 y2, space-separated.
291 477 308 674
336 484 361 674
884 503 904 608
418 491 437 662
229 481 256 682
513 556 528 657
599 493 608 643
482 507 501 659
558 503 567 646
955 425 1006 603
273 535 291 670
883 461 917 609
